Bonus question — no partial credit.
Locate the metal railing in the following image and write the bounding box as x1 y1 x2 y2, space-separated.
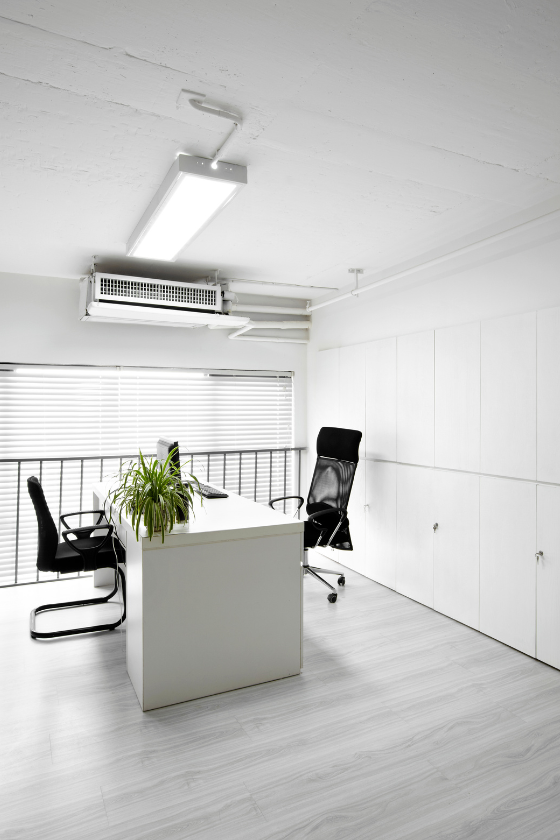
0 447 305 587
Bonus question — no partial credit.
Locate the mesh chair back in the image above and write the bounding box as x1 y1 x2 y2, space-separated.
307 457 357 515
27 476 59 572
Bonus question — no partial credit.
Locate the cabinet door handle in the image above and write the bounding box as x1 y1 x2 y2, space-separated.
433 523 438 532
536 551 543 562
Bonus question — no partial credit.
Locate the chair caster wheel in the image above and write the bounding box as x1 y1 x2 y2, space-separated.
328 592 337 603
338 576 345 586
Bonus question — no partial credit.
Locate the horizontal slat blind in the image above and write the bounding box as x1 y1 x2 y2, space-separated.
0 366 294 585
0 367 293 457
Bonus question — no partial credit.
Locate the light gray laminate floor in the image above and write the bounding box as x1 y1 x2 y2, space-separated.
2 557 560 840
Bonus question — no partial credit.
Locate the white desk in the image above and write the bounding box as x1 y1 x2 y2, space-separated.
93 482 304 711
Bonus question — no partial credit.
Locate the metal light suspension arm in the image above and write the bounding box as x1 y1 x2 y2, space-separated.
189 96 243 169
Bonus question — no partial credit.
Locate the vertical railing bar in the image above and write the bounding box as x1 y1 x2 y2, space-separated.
14 461 21 585
78 458 84 576
223 453 226 489
79 459 84 526
269 450 272 502
238 452 242 496
283 450 287 513
119 457 123 477
57 460 64 539
254 452 258 502
37 460 43 581
57 460 64 578
207 453 210 483
297 450 302 519
99 457 104 481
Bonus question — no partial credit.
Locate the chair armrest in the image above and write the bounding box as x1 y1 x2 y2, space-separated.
61 524 114 566
60 510 106 529
307 507 346 528
269 495 305 511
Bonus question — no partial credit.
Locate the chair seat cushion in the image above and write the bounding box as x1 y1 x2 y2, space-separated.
50 537 124 574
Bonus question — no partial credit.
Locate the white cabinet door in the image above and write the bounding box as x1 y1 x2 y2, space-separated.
481 312 536 480
397 330 434 467
537 307 560 483
433 471 480 630
480 477 536 656
339 344 366 457
536 484 560 669
340 459 366 574
365 338 396 461
364 460 396 589
396 465 434 607
435 322 480 472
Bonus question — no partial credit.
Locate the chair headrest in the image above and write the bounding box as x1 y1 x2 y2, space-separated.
316 427 362 463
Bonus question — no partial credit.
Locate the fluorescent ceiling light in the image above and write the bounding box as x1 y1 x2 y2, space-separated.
127 154 247 261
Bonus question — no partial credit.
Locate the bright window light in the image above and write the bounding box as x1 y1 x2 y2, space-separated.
127 155 247 262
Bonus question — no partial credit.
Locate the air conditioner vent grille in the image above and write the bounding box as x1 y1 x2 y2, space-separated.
98 275 219 310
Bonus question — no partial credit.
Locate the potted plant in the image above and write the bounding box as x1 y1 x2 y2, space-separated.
108 449 200 543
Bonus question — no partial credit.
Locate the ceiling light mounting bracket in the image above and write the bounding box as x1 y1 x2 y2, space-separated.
349 268 364 296
189 94 243 169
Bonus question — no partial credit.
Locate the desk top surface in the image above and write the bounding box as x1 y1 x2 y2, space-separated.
93 481 304 549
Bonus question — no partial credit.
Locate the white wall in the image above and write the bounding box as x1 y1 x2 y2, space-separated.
0 272 307 446
308 236 560 447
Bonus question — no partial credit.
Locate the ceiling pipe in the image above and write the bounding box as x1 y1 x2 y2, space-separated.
229 335 309 344
228 319 310 344
228 303 310 316
307 207 560 313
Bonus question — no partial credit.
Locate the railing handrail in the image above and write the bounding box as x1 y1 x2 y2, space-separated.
0 446 306 464
1 445 306 587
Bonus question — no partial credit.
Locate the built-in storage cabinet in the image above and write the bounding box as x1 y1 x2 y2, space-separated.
397 330 434 467
480 477 536 657
313 306 560 669
365 337 396 461
364 460 396 590
435 322 480 472
396 465 434 607
343 460 366 575
537 307 560 484
481 312 536 480
536 484 560 670
433 471 480 630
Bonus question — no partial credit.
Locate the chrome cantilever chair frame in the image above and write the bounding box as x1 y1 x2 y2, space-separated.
30 564 126 640
27 476 126 639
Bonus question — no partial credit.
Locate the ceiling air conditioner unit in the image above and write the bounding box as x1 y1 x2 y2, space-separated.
79 272 249 329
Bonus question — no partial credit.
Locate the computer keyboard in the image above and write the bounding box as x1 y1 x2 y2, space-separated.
195 483 229 499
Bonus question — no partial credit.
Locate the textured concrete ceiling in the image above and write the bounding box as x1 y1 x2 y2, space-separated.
1 0 559 297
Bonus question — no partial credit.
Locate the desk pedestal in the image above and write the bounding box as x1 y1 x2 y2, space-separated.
126 531 302 711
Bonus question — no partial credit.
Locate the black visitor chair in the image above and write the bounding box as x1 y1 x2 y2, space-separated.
270 426 362 602
27 476 126 639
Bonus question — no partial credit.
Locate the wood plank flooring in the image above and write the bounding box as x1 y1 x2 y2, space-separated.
1 555 560 840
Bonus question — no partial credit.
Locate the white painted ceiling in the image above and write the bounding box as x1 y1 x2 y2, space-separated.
1 0 559 299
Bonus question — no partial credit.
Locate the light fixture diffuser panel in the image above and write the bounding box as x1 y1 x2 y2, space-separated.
127 155 247 261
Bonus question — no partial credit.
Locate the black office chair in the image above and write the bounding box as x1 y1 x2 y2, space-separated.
27 476 126 639
269 426 362 603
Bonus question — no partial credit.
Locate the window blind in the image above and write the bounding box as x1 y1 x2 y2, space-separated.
0 365 295 585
